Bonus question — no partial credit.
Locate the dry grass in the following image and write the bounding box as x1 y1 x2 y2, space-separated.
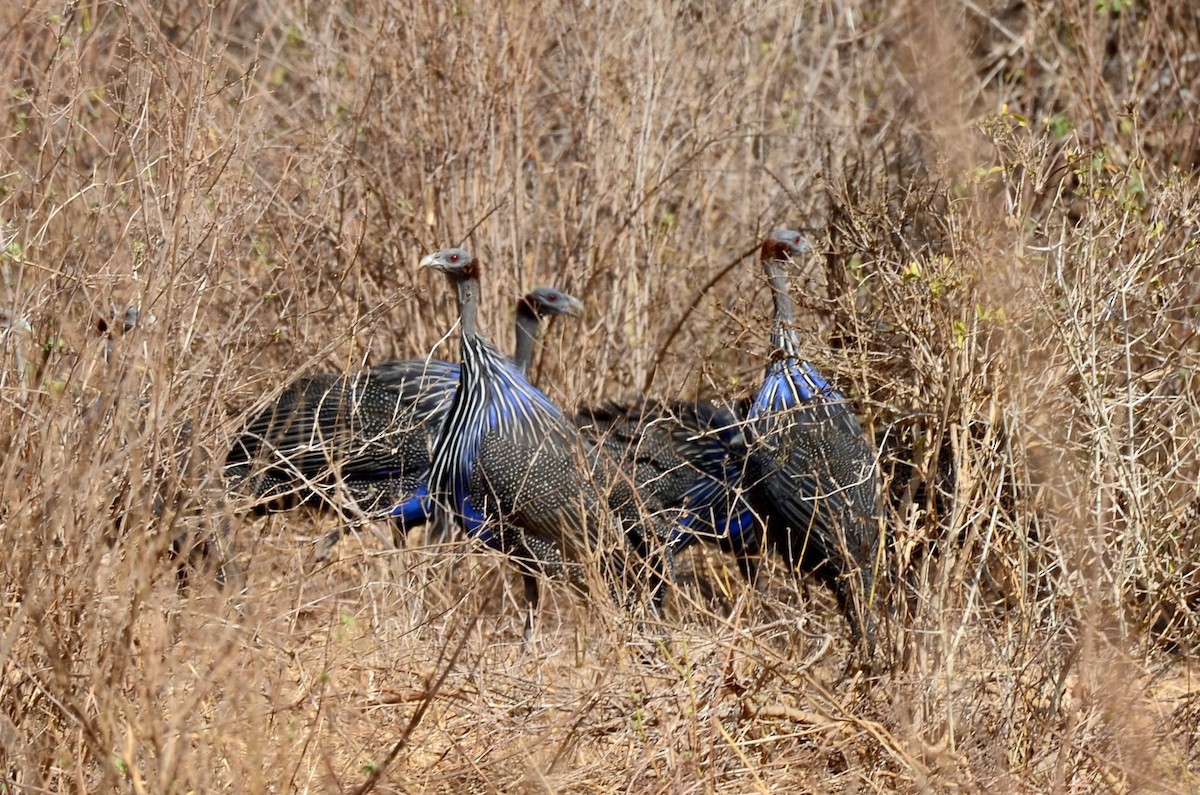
3 0 1199 791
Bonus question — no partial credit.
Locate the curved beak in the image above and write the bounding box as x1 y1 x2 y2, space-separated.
562 294 585 318
418 252 437 269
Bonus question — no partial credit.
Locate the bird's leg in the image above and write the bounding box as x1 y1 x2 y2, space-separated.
389 520 407 548
646 543 673 620
521 572 540 642
736 553 761 587
837 581 879 664
732 526 765 588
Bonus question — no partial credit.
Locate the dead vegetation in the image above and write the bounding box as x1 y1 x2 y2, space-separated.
2 0 1199 791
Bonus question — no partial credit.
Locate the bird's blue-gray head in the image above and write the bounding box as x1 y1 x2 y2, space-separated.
523 286 584 318
420 247 478 279
762 229 811 262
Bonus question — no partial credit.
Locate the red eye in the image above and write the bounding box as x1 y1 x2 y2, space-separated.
449 254 459 262
546 293 558 301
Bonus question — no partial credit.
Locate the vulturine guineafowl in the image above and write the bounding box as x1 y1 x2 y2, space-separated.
408 285 585 545
576 399 761 581
416 246 673 628
224 286 583 551
744 229 882 648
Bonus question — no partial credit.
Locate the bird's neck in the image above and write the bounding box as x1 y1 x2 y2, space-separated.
455 273 481 342
513 300 539 376
764 259 800 358
454 273 510 385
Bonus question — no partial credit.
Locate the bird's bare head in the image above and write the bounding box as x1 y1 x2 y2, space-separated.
420 247 478 280
761 229 811 263
523 286 584 318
